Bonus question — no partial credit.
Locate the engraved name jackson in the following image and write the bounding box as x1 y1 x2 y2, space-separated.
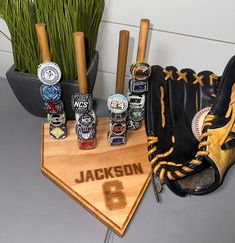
75 163 144 183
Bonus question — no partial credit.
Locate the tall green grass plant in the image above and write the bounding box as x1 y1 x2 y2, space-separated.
0 0 104 79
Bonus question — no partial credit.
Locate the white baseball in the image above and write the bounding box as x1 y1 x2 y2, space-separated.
191 107 211 141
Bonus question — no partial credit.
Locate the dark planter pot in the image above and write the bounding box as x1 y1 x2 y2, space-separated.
6 51 99 120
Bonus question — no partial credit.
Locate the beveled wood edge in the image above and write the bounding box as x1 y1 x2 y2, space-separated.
41 123 45 170
118 172 150 236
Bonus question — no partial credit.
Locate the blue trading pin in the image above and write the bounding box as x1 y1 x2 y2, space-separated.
76 124 96 140
40 84 62 102
129 78 148 94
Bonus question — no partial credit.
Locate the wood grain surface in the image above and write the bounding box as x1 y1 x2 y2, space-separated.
41 118 151 237
136 19 150 62
115 30 129 94
35 23 51 62
74 32 88 94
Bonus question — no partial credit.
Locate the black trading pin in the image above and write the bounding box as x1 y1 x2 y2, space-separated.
127 92 145 108
44 100 64 114
75 110 96 128
72 93 93 113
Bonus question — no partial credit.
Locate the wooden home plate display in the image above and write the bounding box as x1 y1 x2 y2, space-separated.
41 118 150 237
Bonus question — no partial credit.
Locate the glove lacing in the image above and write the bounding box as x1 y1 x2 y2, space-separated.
147 114 215 181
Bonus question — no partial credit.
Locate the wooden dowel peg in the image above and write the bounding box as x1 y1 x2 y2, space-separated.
74 32 88 94
116 30 130 94
136 19 150 62
35 23 51 62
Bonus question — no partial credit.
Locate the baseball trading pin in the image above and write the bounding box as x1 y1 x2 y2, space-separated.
75 110 96 127
129 107 145 122
76 124 96 140
49 124 67 139
71 93 93 113
129 78 148 94
127 92 145 108
40 84 62 102
73 32 97 149
44 100 64 114
130 62 151 81
107 30 130 146
109 110 128 123
127 120 141 130
47 111 66 127
79 138 96 150
37 62 62 86
108 134 127 146
110 122 127 136
36 23 67 140
107 94 128 114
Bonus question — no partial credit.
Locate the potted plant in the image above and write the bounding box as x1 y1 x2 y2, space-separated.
0 0 104 119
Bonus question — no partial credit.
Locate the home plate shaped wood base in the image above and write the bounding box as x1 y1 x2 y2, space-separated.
41 118 151 237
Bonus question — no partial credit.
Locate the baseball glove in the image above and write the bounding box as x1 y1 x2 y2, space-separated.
145 56 235 197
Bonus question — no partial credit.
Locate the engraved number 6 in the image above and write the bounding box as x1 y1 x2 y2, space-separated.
102 180 127 211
